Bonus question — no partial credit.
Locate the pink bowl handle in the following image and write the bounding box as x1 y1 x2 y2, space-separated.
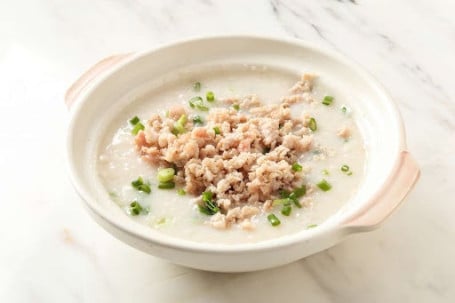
344 151 420 230
65 53 133 109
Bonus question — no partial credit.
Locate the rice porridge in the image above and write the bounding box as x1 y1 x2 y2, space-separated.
97 66 365 244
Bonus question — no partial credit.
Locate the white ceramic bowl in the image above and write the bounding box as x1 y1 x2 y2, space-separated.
66 36 419 272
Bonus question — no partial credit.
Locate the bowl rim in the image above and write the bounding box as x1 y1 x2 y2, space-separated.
67 34 407 253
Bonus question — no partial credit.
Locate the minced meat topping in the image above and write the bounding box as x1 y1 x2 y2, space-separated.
134 74 318 229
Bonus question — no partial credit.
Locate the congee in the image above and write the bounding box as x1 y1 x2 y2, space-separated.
97 67 365 244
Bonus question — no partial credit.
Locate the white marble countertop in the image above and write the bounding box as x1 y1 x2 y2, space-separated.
1 0 454 302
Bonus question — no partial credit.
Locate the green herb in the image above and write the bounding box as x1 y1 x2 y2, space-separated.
322 169 329 175
177 188 186 196
279 189 291 198
347 171 353 176
129 201 143 216
157 168 175 183
189 96 209 111
309 117 317 131
131 122 145 135
317 179 332 191
272 198 291 206
193 115 204 125
233 104 240 111
202 191 213 203
322 95 334 106
307 224 318 229
129 116 140 125
206 91 215 102
172 114 187 135
199 191 219 215
213 126 221 135
193 82 201 92
281 204 292 216
267 214 281 226
131 177 151 194
292 185 307 198
341 165 350 172
292 163 303 172
158 181 175 189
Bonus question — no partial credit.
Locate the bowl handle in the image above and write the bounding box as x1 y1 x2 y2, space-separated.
65 53 133 109
343 151 420 231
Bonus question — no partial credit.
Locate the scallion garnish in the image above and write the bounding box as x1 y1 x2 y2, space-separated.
206 91 215 102
131 122 145 135
157 168 175 183
177 188 186 196
131 177 151 194
317 179 332 191
341 106 348 113
307 224 318 229
158 181 175 189
322 169 329 175
213 126 221 135
322 95 334 106
129 201 143 216
233 104 240 111
193 82 201 92
129 116 140 125
172 114 187 135
272 198 291 206
281 204 292 216
199 191 219 215
341 165 350 172
309 117 317 131
347 171 353 176
267 214 281 226
292 185 306 198
292 163 302 172
189 96 209 111
193 115 204 125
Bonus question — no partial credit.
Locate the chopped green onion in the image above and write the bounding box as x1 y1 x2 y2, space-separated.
347 171 353 176
172 114 187 135
131 122 144 135
279 189 291 198
292 185 307 198
341 106 348 113
322 169 329 175
202 191 213 203
341 165 350 172
213 126 221 135
131 177 151 194
157 168 175 183
322 95 334 106
267 214 281 226
281 204 292 216
129 116 140 125
317 179 332 191
206 91 215 102
292 163 302 172
131 176 143 187
307 224 318 229
309 117 317 131
272 198 291 206
233 104 240 111
158 181 175 189
193 115 204 125
177 188 186 196
193 82 201 92
129 201 143 216
199 191 219 215
189 96 209 111
138 184 151 193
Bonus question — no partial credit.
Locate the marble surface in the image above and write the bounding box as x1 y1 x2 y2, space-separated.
0 0 454 302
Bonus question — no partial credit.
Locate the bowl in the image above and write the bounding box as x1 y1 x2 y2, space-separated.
66 36 420 272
